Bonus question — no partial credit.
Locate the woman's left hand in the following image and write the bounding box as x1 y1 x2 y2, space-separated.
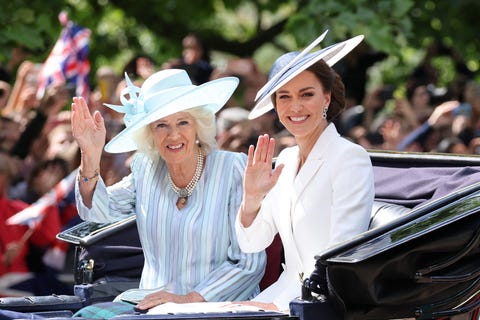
240 134 284 227
135 290 204 310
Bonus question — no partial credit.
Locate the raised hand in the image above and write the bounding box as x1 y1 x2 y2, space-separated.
71 96 106 162
244 134 282 197
39 84 70 117
427 100 460 127
71 96 105 206
240 134 284 226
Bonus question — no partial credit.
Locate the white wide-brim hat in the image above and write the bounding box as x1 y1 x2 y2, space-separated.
249 30 364 119
104 69 239 153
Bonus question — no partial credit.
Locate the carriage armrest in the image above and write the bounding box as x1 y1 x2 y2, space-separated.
0 295 85 313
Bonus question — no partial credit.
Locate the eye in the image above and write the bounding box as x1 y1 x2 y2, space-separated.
154 122 167 128
278 94 290 100
302 91 314 97
178 120 190 126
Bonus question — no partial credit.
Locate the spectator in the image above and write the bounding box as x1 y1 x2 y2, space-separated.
0 116 22 153
2 61 42 120
162 33 213 85
122 54 156 81
10 157 69 204
211 58 267 110
0 151 65 297
397 100 460 152
0 80 11 110
396 80 433 128
435 136 469 154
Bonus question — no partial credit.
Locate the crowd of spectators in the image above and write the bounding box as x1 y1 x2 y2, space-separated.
0 34 478 297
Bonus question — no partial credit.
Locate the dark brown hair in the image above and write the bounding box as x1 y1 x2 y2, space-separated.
306 59 346 122
271 59 346 122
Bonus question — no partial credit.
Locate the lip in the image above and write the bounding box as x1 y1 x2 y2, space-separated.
167 143 184 151
288 115 309 123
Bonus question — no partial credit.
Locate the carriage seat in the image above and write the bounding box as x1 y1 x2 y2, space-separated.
369 201 411 230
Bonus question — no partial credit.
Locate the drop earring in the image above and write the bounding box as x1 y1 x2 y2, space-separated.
322 106 328 119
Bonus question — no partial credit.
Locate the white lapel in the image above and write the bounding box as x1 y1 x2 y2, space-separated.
292 124 337 206
274 147 304 272
287 124 338 275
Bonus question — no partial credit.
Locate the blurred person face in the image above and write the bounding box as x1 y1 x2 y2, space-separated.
182 35 203 65
450 143 468 154
0 153 15 196
363 86 390 111
0 81 11 109
0 118 21 151
411 85 430 108
471 95 480 116
46 124 75 160
469 138 480 154
30 161 67 196
218 120 255 154
275 70 330 142
349 126 373 149
30 134 49 161
250 112 278 136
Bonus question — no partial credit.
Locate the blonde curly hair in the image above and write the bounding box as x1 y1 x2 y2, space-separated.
132 106 217 160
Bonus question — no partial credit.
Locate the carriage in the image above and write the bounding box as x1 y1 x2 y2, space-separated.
1 150 479 320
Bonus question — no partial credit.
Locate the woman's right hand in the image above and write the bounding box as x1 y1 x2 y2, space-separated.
71 96 106 161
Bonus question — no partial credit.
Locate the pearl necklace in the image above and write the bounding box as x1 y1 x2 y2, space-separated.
167 148 204 206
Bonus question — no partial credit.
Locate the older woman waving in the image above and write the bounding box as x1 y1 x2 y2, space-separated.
71 69 266 318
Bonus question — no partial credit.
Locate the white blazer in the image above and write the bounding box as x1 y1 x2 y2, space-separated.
235 123 375 311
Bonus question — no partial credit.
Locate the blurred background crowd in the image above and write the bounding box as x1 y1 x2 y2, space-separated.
0 5 479 298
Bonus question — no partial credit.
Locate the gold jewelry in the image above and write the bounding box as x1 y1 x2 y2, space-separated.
167 148 204 208
78 169 100 183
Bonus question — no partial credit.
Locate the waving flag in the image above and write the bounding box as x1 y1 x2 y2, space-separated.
36 12 91 100
6 169 78 229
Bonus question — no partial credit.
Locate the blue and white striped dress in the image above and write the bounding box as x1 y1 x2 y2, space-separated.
75 149 266 301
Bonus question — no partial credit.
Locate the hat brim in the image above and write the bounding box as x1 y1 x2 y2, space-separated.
104 77 239 153
249 35 364 120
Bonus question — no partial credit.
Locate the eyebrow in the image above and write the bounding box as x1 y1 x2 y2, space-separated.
277 86 316 94
154 117 191 126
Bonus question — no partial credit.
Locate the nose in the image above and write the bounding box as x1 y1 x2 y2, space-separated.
289 98 303 112
167 126 181 138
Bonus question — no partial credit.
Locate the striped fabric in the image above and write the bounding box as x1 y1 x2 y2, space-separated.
76 150 266 302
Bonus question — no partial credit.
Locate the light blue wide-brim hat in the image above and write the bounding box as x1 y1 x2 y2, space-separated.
249 30 364 119
103 69 239 153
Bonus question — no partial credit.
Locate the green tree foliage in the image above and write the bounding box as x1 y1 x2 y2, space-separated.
1 0 478 87
0 1 66 62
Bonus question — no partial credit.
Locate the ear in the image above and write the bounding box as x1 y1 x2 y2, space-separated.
324 91 331 107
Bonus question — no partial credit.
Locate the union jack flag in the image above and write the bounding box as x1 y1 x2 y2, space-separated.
36 13 91 101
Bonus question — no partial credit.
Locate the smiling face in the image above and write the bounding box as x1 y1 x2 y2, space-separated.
149 111 198 166
275 70 331 142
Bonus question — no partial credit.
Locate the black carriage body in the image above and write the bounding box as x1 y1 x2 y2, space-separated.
1 151 480 320
301 151 480 320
